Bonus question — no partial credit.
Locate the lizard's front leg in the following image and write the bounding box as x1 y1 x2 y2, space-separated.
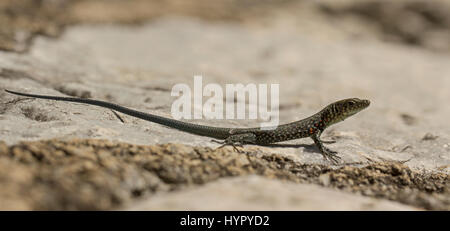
311 131 341 164
212 133 256 153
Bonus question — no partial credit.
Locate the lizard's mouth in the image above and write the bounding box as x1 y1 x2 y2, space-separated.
344 98 370 118
361 99 370 108
321 98 370 125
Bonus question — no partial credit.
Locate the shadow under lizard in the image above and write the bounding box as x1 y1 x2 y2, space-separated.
5 89 370 164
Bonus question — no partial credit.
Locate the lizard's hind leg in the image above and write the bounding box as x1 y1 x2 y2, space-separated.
212 133 256 153
213 141 244 153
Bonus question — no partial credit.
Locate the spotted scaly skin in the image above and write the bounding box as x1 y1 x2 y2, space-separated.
5 89 370 163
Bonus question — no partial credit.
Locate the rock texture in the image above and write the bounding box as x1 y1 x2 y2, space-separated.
126 175 420 211
0 0 449 210
0 140 447 210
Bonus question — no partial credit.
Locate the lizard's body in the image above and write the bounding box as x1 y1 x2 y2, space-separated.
5 89 370 163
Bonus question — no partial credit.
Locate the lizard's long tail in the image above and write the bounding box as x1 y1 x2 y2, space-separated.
5 89 232 139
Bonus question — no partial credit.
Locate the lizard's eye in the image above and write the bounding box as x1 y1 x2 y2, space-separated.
347 101 355 106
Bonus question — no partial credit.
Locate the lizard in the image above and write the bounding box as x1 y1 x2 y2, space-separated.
5 89 370 163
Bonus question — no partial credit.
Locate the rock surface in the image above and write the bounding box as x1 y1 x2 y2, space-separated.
0 0 449 210
126 175 419 211
0 140 447 210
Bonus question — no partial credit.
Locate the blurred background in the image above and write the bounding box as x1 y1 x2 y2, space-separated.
1 0 450 53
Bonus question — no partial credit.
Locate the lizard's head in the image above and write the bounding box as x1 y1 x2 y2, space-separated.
322 98 370 125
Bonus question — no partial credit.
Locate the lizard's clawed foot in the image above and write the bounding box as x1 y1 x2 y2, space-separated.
212 139 245 153
321 147 341 164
